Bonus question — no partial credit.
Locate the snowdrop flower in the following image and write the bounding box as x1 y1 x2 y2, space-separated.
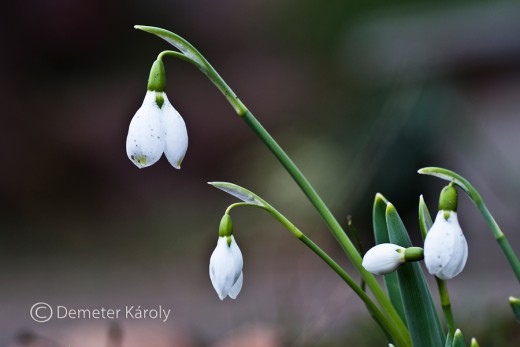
209 214 243 300
424 185 468 280
363 243 406 275
209 235 243 300
363 244 424 275
126 59 188 169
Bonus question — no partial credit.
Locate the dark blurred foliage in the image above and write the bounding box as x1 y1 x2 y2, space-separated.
1 0 520 345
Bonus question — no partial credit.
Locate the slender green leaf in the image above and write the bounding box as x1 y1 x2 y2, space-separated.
445 333 453 347
452 329 467 347
373 194 406 324
347 216 366 291
418 167 476 200
470 338 480 347
134 25 205 66
386 203 445 347
418 195 433 239
509 296 520 323
208 182 266 207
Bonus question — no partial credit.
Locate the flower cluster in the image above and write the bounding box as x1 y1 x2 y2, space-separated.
363 185 468 280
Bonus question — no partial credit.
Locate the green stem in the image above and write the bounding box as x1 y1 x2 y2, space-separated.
226 202 409 346
241 110 409 341
419 167 520 282
225 202 258 215
481 206 520 282
435 278 456 339
158 50 197 66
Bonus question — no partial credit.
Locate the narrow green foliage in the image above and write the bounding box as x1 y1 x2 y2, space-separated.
509 296 520 323
386 203 445 347
209 182 266 207
373 194 406 324
452 329 467 347
347 215 366 291
445 333 453 347
418 195 433 238
470 338 480 347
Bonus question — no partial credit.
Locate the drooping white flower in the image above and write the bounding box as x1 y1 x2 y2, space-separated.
424 210 468 280
362 243 406 275
161 93 188 169
209 235 243 300
126 91 188 169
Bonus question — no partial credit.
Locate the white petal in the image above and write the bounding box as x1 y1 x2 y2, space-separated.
162 94 188 169
362 243 405 275
209 236 243 300
228 272 243 299
126 91 166 168
424 211 468 280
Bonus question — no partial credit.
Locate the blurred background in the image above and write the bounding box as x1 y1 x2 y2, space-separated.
1 0 520 346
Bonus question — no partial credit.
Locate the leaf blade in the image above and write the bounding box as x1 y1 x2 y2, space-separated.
373 193 406 325
134 25 205 66
452 329 467 347
208 181 267 207
386 203 445 347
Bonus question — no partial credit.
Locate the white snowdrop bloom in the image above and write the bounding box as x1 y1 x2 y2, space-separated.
126 91 188 169
424 211 468 280
362 243 406 275
161 93 188 169
209 235 243 300
126 91 165 168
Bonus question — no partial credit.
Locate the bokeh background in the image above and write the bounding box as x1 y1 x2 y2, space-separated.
1 0 520 346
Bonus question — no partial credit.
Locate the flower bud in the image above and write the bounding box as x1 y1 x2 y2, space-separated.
362 243 406 275
209 235 243 300
424 210 468 280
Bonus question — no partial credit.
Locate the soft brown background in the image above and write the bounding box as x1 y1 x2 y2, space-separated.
1 0 520 346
